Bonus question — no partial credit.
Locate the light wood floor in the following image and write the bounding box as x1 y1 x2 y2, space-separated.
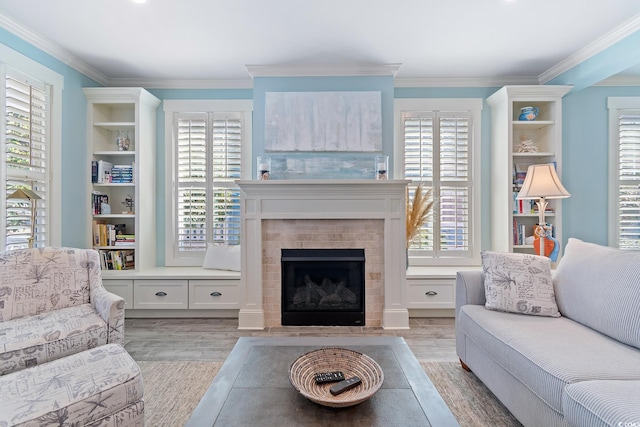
124 317 458 364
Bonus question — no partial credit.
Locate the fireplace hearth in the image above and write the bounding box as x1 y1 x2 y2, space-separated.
281 248 365 326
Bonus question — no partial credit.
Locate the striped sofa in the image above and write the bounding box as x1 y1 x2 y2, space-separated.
456 238 640 427
0 247 125 375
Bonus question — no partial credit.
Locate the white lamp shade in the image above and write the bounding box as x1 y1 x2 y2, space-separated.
517 164 570 200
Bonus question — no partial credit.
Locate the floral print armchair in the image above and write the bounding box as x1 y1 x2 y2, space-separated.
0 247 125 375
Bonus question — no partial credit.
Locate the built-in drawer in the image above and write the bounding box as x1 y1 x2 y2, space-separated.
134 280 188 309
103 279 134 309
407 280 455 309
189 280 240 309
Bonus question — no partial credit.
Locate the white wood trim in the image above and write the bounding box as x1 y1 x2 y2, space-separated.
539 14 640 84
163 99 253 266
237 180 410 330
0 12 108 85
606 97 640 247
393 98 483 266
0 44 64 247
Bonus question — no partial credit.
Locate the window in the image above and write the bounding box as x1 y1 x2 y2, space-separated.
608 97 640 250
164 100 252 266
1 45 62 251
395 99 482 265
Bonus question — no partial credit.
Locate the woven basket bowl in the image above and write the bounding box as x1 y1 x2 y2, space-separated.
289 347 384 408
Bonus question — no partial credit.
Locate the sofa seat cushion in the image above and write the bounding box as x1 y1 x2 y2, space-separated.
0 344 143 426
0 304 108 375
458 304 640 415
563 380 640 427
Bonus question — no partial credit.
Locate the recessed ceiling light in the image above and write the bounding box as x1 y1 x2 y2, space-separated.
131 0 148 4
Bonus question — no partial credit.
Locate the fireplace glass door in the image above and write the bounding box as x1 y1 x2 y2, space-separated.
281 248 365 326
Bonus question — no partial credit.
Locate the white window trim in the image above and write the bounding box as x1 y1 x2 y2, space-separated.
607 96 640 248
0 44 63 248
163 99 252 266
394 98 482 266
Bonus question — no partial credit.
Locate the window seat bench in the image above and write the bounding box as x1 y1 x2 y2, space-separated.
102 267 240 317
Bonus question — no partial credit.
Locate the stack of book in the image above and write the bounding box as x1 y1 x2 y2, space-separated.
114 234 135 247
110 164 134 183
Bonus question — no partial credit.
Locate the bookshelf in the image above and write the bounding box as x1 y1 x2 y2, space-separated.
487 85 571 259
84 87 160 273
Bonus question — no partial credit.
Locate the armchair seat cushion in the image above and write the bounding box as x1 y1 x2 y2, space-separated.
0 344 143 427
0 304 108 375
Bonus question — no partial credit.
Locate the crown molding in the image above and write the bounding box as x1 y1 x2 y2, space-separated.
0 12 109 85
108 77 254 89
394 76 540 88
246 63 402 78
539 14 640 84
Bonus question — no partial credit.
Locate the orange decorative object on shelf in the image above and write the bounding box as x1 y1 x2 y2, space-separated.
533 225 559 261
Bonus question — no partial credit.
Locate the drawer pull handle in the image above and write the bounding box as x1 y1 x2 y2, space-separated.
425 291 438 296
155 292 168 297
210 292 222 297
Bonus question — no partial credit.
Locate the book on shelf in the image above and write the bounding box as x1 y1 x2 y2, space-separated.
92 222 127 247
99 249 135 270
114 233 135 246
97 160 113 183
513 219 555 246
110 164 134 183
91 192 109 215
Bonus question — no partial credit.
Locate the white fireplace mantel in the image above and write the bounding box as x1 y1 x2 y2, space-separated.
237 180 410 330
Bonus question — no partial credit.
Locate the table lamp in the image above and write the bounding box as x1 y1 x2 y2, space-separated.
8 188 42 248
516 164 570 257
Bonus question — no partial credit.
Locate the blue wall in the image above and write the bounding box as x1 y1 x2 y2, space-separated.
3 26 639 264
562 86 640 245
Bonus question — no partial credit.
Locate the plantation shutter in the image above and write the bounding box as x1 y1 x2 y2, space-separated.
404 111 472 256
617 113 640 250
175 112 242 252
5 74 49 250
211 113 241 245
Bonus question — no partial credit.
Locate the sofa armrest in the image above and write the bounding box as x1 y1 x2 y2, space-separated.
91 286 126 346
455 271 486 316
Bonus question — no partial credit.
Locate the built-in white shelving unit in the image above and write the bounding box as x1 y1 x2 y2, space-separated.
487 85 571 258
84 87 160 273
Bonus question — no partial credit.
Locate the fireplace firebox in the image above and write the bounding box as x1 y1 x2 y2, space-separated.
281 248 365 326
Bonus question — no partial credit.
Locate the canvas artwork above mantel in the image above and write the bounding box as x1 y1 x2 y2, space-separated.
264 91 382 152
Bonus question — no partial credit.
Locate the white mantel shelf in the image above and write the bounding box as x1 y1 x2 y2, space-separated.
237 179 410 330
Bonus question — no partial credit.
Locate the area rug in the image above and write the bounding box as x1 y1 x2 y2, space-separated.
140 360 521 426
138 361 222 427
421 362 522 427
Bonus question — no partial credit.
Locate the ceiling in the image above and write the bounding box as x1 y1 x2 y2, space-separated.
1 0 640 87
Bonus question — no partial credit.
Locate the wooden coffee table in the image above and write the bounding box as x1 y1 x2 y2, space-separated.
186 336 459 427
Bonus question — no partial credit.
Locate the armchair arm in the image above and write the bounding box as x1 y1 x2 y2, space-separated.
91 285 126 346
455 271 486 317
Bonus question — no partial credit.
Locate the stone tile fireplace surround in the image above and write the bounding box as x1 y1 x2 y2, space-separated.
237 180 409 330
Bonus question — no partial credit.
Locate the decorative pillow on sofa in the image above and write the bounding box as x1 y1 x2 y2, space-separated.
202 243 241 271
481 251 560 317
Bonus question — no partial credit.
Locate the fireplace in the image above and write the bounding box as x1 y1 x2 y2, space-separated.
281 248 365 326
237 180 410 330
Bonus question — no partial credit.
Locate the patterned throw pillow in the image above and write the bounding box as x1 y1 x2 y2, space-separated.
481 251 560 317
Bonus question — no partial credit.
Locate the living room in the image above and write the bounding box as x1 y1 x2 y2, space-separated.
1 1 640 426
